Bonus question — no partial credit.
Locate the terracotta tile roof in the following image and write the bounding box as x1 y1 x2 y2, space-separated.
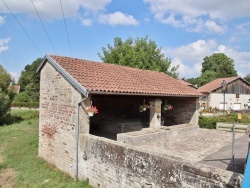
13 85 20 94
47 55 203 96
8 84 20 94
177 79 197 88
198 77 239 93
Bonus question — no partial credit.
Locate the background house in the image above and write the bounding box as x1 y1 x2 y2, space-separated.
198 77 250 110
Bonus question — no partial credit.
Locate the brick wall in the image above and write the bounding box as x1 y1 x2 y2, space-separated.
38 62 90 177
162 97 199 126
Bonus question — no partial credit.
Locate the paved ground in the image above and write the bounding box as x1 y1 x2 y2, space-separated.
137 129 249 174
200 134 249 174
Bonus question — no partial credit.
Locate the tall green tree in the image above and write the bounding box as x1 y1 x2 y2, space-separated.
0 65 14 124
244 74 250 83
201 53 237 77
18 58 42 93
99 36 179 78
197 70 218 86
16 58 42 103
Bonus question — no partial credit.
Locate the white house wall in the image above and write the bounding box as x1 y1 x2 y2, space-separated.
208 93 250 110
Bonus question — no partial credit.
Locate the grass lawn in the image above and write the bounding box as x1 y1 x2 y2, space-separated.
0 109 91 188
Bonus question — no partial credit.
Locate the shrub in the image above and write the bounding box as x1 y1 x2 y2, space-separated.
0 90 12 124
199 116 217 129
11 102 39 109
199 113 250 129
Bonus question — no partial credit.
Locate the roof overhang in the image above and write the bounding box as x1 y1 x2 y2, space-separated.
89 91 203 97
36 54 88 97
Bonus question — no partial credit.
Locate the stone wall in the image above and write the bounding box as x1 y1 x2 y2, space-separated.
38 61 90 177
38 62 218 188
78 134 241 188
162 97 199 126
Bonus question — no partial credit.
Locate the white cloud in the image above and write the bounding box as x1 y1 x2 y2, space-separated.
166 40 217 78
204 20 226 33
98 11 139 26
0 0 111 19
166 39 250 78
144 0 250 33
0 15 6 26
9 72 20 82
81 18 92 26
0 37 11 53
171 58 201 78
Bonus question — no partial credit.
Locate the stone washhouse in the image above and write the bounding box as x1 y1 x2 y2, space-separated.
37 54 241 187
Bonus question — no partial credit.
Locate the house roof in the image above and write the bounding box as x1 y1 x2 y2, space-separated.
13 85 20 94
38 54 203 97
198 77 239 93
177 79 197 89
8 83 20 94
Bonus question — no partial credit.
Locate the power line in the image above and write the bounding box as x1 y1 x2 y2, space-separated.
1 0 43 56
30 0 57 54
60 0 73 57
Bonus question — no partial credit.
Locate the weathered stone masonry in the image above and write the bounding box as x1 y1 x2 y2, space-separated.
38 61 240 187
38 62 90 177
78 134 240 188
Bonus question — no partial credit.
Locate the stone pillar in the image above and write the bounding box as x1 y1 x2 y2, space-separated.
189 97 199 126
149 99 162 129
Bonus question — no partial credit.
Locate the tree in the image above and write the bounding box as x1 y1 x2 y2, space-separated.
0 64 12 91
15 58 42 103
0 65 14 124
98 36 179 78
201 53 237 77
197 70 218 86
244 74 250 83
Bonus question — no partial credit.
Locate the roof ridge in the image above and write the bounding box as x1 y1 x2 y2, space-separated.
43 54 204 96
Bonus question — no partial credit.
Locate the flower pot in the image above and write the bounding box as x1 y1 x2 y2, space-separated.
88 112 94 117
143 108 146 111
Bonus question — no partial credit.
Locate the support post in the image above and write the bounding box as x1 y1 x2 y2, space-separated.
149 99 162 129
232 123 235 166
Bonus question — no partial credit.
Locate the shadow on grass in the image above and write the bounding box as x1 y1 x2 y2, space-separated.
0 114 23 126
0 110 39 126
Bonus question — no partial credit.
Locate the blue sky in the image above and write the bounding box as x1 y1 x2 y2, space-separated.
0 0 250 81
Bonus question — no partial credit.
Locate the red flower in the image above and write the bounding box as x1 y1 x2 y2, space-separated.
85 106 98 114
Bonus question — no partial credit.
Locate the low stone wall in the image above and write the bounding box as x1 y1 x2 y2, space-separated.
78 134 241 188
117 124 199 146
216 122 249 133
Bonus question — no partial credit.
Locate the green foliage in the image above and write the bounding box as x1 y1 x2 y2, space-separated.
244 73 250 83
197 70 218 86
18 58 42 93
0 110 90 187
199 113 250 129
13 85 39 103
99 36 179 78
0 64 12 91
16 58 42 103
201 53 237 77
185 77 199 86
199 116 218 129
186 53 238 87
0 64 15 124
0 89 12 124
11 102 39 109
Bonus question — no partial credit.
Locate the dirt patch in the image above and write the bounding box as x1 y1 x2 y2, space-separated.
0 168 17 188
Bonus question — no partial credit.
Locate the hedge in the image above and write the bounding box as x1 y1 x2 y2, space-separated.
11 102 39 109
199 113 250 129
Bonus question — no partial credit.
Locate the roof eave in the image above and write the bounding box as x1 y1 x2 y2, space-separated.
89 91 203 97
36 54 88 97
